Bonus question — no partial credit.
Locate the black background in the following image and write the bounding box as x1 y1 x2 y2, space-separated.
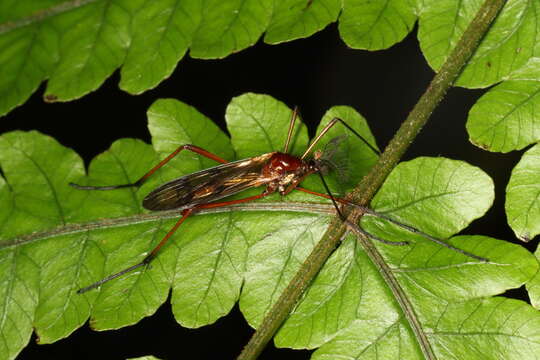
3 23 532 360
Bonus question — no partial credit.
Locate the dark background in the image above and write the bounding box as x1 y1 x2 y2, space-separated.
3 23 531 359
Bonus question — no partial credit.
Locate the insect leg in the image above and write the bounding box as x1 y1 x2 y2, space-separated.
145 192 270 264
345 220 409 246
70 144 229 190
301 117 380 160
77 208 194 294
77 192 272 294
283 106 299 154
294 186 488 261
313 173 408 246
362 207 489 262
195 192 271 210
331 118 381 156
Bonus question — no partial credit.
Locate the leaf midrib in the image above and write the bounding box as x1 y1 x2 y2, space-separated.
0 201 336 250
0 0 97 34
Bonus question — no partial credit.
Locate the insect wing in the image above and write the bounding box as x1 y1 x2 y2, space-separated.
319 135 350 182
143 153 275 210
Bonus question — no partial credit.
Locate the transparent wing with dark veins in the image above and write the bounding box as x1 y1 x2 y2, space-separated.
143 153 275 210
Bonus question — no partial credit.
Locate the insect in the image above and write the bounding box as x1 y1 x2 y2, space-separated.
72 108 487 293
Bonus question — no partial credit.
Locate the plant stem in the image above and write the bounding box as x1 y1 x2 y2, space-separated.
0 202 335 249
237 1 507 359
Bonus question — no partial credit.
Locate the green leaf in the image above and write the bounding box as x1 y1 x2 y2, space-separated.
1 95 539 360
44 0 138 101
0 0 274 114
466 80 540 153
264 0 341 45
0 21 58 114
0 0 341 116
300 105 380 195
418 0 540 88
0 0 307 115
189 0 273 59
7 0 534 118
226 93 309 159
246 156 537 354
506 144 540 241
226 94 380 199
339 0 416 50
368 157 495 239
148 98 235 173
313 297 540 359
0 131 87 236
464 50 540 154
0 239 39 360
118 0 201 94
508 56 540 81
527 246 540 309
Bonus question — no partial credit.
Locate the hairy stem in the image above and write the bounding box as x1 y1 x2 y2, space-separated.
237 1 507 359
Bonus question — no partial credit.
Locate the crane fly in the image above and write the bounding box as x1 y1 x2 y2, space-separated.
72 108 487 293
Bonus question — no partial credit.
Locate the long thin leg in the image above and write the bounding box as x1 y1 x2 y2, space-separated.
361 207 488 262
144 192 269 262
301 117 381 160
295 186 355 207
77 209 194 294
294 186 488 262
314 173 409 246
283 106 299 154
345 220 408 246
314 172 408 246
70 144 229 190
77 192 271 294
